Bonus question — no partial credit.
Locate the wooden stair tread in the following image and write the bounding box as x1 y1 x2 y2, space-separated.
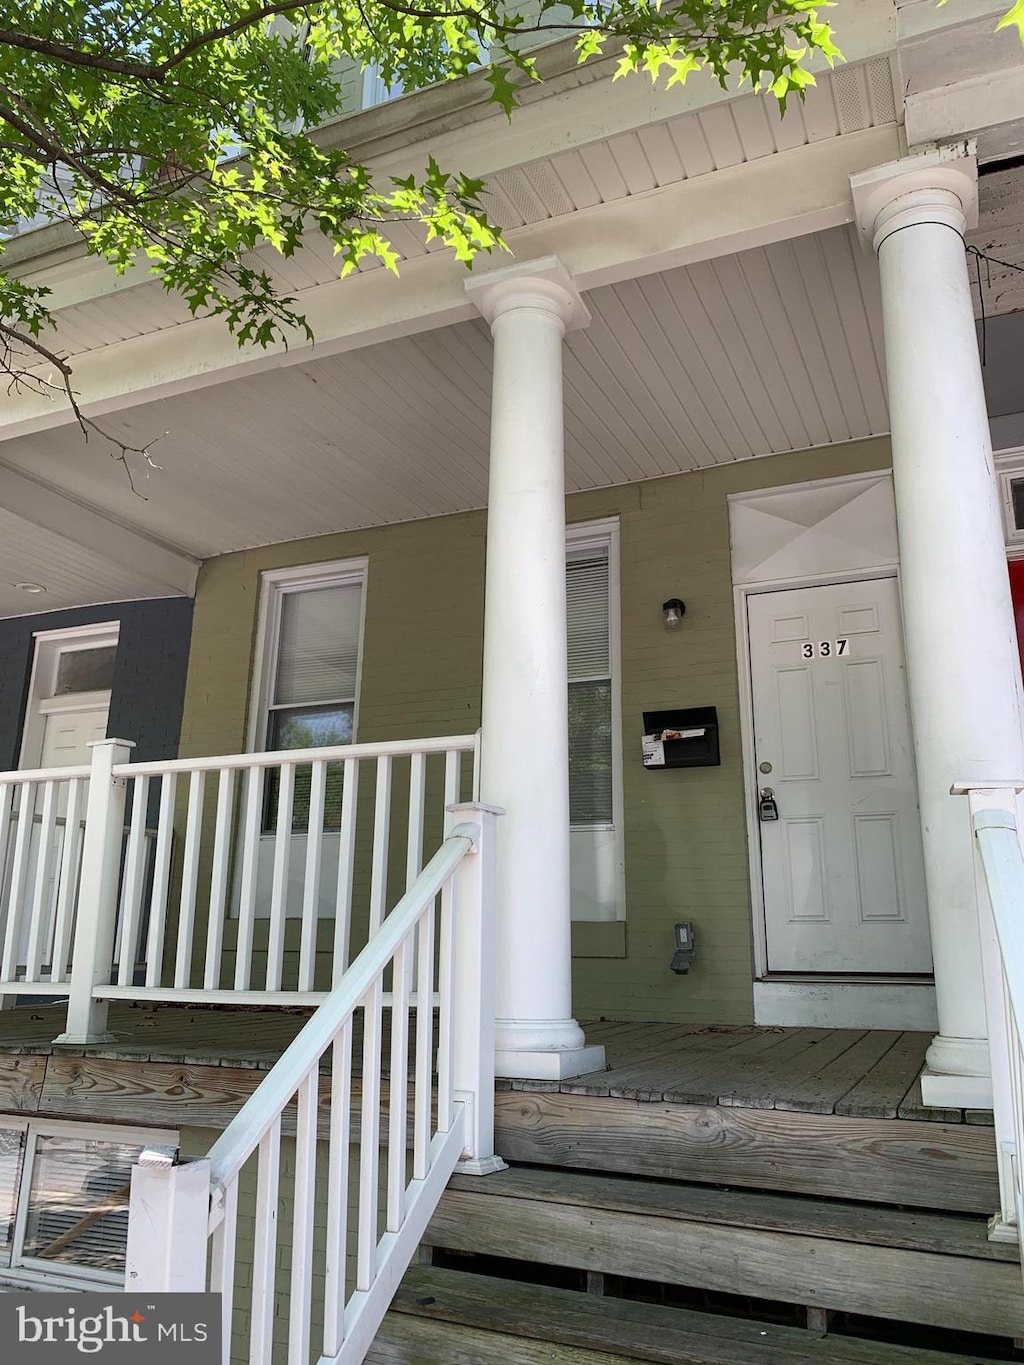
494 1090 1000 1213
427 1170 1024 1338
446 1166 1018 1262
378 1266 992 1365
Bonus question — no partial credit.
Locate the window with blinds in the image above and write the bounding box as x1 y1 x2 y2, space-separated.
567 547 613 827
259 566 366 832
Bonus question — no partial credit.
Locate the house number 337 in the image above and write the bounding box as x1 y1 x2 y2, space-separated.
802 640 850 659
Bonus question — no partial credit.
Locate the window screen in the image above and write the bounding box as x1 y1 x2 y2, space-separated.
265 578 363 831
20 1132 144 1276
0 1126 25 1268
567 549 613 826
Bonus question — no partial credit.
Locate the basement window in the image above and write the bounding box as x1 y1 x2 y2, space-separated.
0 1119 176 1289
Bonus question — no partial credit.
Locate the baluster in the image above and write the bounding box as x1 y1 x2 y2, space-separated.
323 1020 353 1358
298 760 327 993
0 784 13 964
406 752 426 891
332 757 359 983
436 876 455 1134
2 781 35 981
145 772 177 988
250 1118 281 1365
369 756 393 936
289 1071 319 1365
209 1178 238 1365
24 780 58 983
117 776 150 986
387 935 412 1233
204 769 236 991
174 770 206 989
235 766 264 992
444 749 460 814
356 977 383 1292
50 777 82 983
266 762 294 992
413 900 435 1180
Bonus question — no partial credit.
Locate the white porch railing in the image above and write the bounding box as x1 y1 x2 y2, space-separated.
124 802 501 1365
0 732 478 1040
954 781 1024 1265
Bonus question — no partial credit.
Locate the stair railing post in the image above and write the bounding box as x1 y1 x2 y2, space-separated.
125 1145 211 1292
446 801 506 1175
54 738 134 1045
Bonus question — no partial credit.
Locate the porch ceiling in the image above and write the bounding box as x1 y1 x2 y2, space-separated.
0 222 887 608
1 156 1023 618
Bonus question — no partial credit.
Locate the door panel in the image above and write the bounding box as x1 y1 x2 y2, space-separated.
749 578 931 974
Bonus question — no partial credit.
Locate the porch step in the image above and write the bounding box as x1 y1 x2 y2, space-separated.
421 1166 1024 1339
494 1088 1000 1212
369 1265 999 1365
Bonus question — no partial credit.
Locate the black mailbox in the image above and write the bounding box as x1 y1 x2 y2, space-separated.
642 706 720 769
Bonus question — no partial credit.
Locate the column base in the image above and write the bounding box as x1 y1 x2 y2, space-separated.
456 1155 509 1176
52 1031 116 1046
920 1067 993 1109
495 1043 606 1081
988 1213 1019 1245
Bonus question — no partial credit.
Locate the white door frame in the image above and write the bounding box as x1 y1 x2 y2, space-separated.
18 622 119 770
734 564 905 982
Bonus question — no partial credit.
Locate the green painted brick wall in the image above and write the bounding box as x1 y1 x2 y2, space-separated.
179 437 892 1025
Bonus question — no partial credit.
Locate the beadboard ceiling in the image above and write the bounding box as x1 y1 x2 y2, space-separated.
1 74 1023 616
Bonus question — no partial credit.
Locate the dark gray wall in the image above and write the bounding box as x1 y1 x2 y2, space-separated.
0 598 194 769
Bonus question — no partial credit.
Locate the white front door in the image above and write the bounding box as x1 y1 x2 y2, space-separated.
748 578 931 974
38 706 109 769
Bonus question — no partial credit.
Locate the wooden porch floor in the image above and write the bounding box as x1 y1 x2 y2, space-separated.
0 1005 990 1127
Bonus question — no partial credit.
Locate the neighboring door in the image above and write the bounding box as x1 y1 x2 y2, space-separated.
748 578 931 974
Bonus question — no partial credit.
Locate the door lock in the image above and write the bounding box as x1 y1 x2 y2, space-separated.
759 787 779 822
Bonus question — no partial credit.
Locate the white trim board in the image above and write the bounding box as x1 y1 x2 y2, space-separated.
754 980 938 1030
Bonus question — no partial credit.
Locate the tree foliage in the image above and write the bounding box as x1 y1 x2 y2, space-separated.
0 0 845 461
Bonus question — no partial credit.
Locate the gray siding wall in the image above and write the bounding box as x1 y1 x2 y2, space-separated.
0 598 194 769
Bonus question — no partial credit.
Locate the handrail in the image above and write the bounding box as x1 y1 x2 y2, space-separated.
113 732 477 777
973 808 1024 1028
0 763 91 784
206 822 477 1194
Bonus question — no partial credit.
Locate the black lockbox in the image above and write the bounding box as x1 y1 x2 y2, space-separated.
642 706 720 769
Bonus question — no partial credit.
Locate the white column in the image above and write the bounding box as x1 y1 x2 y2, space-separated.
853 147 1024 1107
466 257 605 1081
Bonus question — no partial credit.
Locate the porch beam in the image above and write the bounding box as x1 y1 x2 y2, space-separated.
0 461 199 596
852 145 1024 1108
0 125 901 445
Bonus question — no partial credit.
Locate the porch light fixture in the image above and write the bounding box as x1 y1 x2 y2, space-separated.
15 582 46 595
662 598 686 630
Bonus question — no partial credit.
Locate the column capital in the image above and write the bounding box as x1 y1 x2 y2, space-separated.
465 255 590 332
850 142 978 255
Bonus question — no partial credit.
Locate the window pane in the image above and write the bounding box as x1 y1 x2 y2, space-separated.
54 646 116 696
1013 478 1024 532
569 681 613 825
0 1126 25 1268
567 553 610 681
268 706 353 831
21 1133 143 1275
275 584 362 706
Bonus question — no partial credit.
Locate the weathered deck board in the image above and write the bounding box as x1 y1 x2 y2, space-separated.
383 1266 983 1365
0 1008 985 1129
494 1090 1000 1212
425 1186 1024 1336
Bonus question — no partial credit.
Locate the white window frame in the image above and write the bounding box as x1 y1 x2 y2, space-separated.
247 558 369 755
995 448 1024 553
0 1117 176 1291
566 518 625 921
19 622 120 771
